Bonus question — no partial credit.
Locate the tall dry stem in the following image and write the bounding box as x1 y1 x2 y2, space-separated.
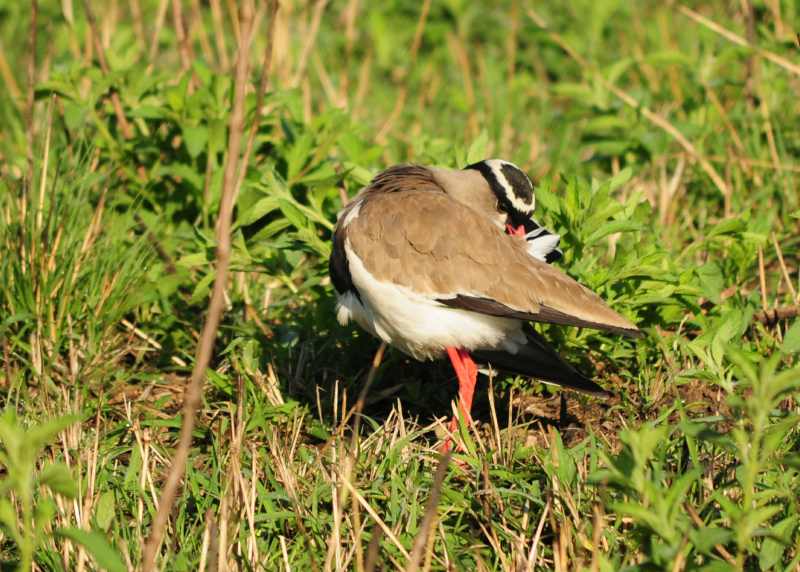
141 1 256 569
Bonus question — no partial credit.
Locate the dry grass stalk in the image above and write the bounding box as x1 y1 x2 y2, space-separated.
314 54 345 108
446 32 478 141
82 0 134 139
225 0 241 46
342 478 411 561
772 233 798 302
376 0 431 143
405 451 451 572
268 422 321 572
35 97 54 234
190 0 215 65
234 0 280 201
0 40 22 105
290 0 329 88
129 0 146 48
209 0 230 70
198 509 214 571
26 0 38 190
498 1 520 157
678 5 800 77
758 247 769 314
704 88 752 178
172 0 196 87
147 0 170 65
527 8 732 209
340 0 360 105
702 155 800 173
658 156 686 225
753 305 800 326
323 342 385 571
140 2 257 569
685 503 736 565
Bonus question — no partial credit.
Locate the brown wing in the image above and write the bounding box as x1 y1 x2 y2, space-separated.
347 189 640 337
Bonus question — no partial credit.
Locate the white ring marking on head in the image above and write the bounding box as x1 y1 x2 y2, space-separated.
483 159 535 214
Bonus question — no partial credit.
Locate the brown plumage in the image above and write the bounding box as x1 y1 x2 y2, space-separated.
342 168 639 337
331 160 640 447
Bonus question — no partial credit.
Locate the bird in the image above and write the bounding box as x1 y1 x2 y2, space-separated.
329 159 640 444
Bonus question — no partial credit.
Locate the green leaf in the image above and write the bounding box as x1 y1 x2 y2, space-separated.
606 167 633 192
644 50 693 67
0 498 20 542
176 251 210 269
707 218 746 237
278 199 309 231
39 463 77 498
57 528 126 572
465 131 490 164
583 115 630 134
190 270 216 304
585 219 641 245
286 133 314 181
95 491 116 532
610 501 675 542
689 526 732 556
35 498 57 535
182 125 208 159
696 262 725 303
664 468 701 510
781 320 800 353
237 196 281 228
28 415 80 452
759 515 797 570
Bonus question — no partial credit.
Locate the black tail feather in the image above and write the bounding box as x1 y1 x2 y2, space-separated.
472 327 609 396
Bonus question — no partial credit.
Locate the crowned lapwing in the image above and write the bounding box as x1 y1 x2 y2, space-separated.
329 159 640 445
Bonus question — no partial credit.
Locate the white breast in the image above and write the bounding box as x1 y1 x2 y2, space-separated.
337 241 526 361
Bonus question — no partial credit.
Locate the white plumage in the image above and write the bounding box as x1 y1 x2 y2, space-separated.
337 240 526 361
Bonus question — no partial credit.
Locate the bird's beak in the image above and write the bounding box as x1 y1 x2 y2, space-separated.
505 224 526 237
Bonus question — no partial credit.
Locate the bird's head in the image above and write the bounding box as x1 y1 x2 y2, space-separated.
464 159 536 230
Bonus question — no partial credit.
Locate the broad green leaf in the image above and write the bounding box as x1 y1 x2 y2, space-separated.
696 262 724 303
761 534 790 572
689 526 732 556
0 498 19 542
237 196 281 228
708 218 746 237
28 415 80 452
586 219 641 245
95 491 116 532
176 251 209 269
584 115 630 134
182 125 208 159
57 528 126 572
39 463 77 498
781 320 800 354
465 130 490 164
278 199 310 231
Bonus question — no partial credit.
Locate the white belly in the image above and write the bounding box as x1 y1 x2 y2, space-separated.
337 242 526 361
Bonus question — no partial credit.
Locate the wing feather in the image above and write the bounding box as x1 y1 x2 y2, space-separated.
346 185 640 337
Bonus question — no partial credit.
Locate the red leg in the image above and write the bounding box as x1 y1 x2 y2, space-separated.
454 348 478 420
442 347 479 452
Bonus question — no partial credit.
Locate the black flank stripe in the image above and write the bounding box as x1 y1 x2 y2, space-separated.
544 249 564 263
329 226 362 301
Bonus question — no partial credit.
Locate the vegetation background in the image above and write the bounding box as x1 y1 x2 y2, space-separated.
0 0 799 570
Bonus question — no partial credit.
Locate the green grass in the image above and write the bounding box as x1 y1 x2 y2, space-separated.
0 0 799 570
